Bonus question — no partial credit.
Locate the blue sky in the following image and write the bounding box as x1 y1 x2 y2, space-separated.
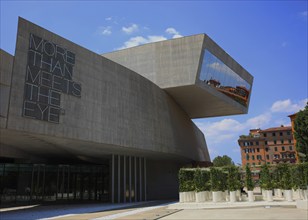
1 1 307 164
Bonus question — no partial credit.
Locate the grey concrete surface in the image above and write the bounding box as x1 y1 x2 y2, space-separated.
103 34 254 118
0 49 13 128
162 207 307 219
2 17 209 163
1 200 306 220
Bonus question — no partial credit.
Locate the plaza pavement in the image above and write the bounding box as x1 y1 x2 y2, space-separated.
0 199 307 220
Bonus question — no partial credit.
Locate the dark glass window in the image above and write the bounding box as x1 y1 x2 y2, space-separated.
275 147 278 151
289 146 293 150
287 131 291 135
265 147 269 152
264 133 267 137
272 133 276 136
266 155 269 160
256 141 259 146
282 146 285 151
252 155 255 160
199 49 251 107
279 132 283 136
265 141 268 145
289 140 292 144
274 140 277 144
257 148 260 152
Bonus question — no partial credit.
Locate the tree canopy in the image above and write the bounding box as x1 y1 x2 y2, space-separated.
294 102 308 162
212 155 234 167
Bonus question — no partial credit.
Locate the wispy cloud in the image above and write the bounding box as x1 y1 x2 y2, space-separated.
298 11 307 21
117 35 167 49
165 27 183 38
97 26 112 35
270 99 307 113
105 17 112 21
122 24 139 34
281 41 287 47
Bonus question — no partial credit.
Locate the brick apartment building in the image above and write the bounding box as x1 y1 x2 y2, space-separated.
238 125 297 167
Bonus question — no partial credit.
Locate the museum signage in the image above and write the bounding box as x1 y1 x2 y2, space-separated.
22 34 81 123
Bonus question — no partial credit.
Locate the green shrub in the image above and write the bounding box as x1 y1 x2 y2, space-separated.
178 169 195 192
280 164 292 190
292 162 308 190
194 168 210 192
227 165 241 191
259 164 272 190
210 167 226 192
272 164 284 189
245 165 254 191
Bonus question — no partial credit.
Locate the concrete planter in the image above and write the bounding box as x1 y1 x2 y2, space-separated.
266 190 273 202
284 190 293 202
195 191 207 202
236 190 241 201
179 191 195 202
274 189 283 198
229 191 237 203
248 190 254 202
187 191 196 202
212 191 223 202
179 192 184 202
303 190 308 200
206 191 212 201
262 190 267 199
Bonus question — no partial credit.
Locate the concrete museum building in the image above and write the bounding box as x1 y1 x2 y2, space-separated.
0 18 253 203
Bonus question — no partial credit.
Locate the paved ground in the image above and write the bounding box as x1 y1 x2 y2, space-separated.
1 200 307 220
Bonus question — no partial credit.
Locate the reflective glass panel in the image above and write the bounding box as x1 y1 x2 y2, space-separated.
199 49 251 106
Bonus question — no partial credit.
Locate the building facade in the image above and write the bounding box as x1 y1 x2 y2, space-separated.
0 17 253 204
239 125 297 167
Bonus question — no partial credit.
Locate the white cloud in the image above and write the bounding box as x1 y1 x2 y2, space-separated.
122 24 139 34
299 11 307 17
105 17 112 21
298 11 307 22
172 34 183 39
97 26 112 35
270 99 307 113
165 27 183 38
118 35 167 49
245 112 271 129
165 27 179 35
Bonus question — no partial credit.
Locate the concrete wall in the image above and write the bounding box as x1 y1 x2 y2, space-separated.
103 34 204 89
0 49 14 129
103 34 253 119
5 17 209 162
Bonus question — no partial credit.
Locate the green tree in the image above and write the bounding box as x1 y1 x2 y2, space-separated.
212 155 234 167
259 164 272 190
178 169 195 192
227 165 241 191
245 165 254 191
294 103 308 162
194 168 210 192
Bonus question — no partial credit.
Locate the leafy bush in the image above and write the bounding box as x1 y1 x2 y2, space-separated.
292 162 308 190
259 164 273 190
194 168 210 192
280 164 292 190
227 165 241 191
178 169 195 192
210 167 226 192
245 165 254 191
272 164 284 189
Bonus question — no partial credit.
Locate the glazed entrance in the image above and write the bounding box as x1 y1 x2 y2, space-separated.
0 163 109 204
